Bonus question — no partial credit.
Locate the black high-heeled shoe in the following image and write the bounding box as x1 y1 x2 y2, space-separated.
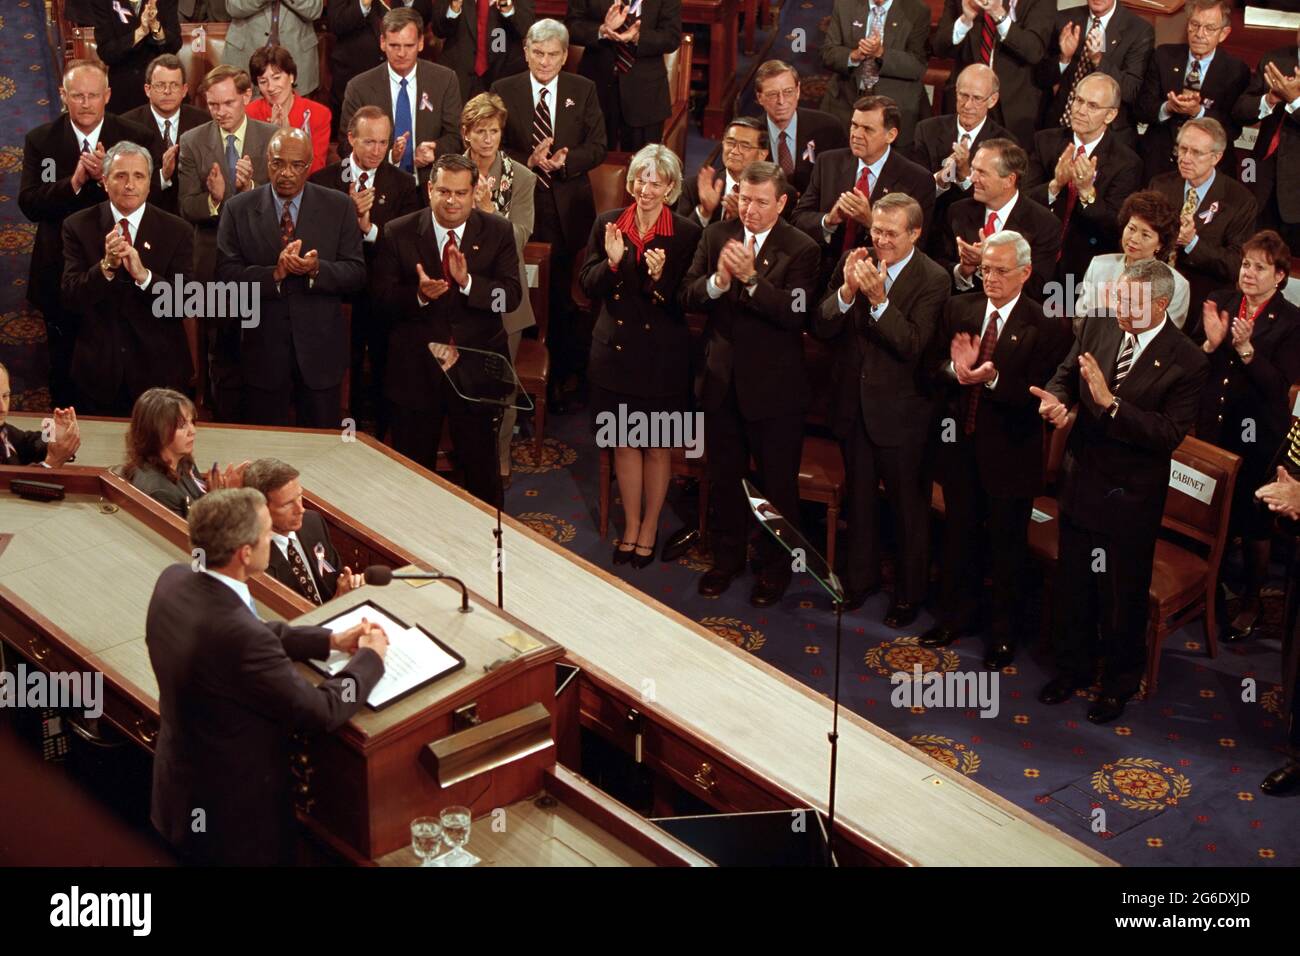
612 539 636 565
630 534 658 569
1226 599 1261 643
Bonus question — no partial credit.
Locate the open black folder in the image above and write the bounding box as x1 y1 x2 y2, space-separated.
307 601 465 710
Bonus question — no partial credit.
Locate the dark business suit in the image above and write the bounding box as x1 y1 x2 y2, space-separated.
121 103 210 216
265 510 345 604
674 171 796 228
432 0 534 103
493 70 608 387
818 0 931 150
681 217 821 583
146 563 383 865
60 201 195 415
933 0 1055 149
215 183 367 428
129 461 206 518
372 208 522 508
1194 290 1300 538
1149 170 1257 316
567 0 679 150
937 192 1062 301
18 113 161 406
340 60 463 186
749 107 848 206
327 0 435 130
89 0 182 114
1044 315 1208 699
931 293 1070 641
1135 43 1250 181
1023 128 1141 284
0 423 46 466
814 247 950 602
1037 4 1154 149
909 114 1011 233
792 146 936 258
581 209 702 403
1233 44 1300 246
310 160 422 435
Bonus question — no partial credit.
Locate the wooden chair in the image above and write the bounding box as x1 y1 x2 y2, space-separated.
662 35 695 162
797 334 845 570
516 243 553 465
571 162 631 311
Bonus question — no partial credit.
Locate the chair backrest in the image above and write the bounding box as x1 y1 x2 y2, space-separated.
524 241 552 345
662 35 693 161
1289 381 1300 422
1042 411 1074 490
1161 436 1241 555
564 44 585 75
590 162 631 215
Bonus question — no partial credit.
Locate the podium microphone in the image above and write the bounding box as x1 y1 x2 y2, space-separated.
363 565 471 614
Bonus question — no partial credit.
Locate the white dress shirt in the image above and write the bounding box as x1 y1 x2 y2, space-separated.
952 0 1017 49
418 215 472 303
107 201 153 289
204 569 258 618
822 146 890 240
706 224 773 298
349 155 380 242
1059 1 1117 73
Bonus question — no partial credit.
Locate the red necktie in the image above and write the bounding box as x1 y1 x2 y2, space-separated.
443 229 458 280
118 217 132 247
1264 117 1283 160
1056 143 1087 258
842 165 873 251
982 210 998 237
475 0 491 76
963 310 1001 434
980 12 996 64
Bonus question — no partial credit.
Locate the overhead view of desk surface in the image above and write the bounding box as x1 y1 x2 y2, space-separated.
1 415 1113 866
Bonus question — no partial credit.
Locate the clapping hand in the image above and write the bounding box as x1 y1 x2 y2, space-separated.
951 331 994 385
389 131 409 168
473 175 496 213
443 243 469 289
719 236 757 284
956 235 983 278
1076 351 1114 409
275 239 319 280
1177 213 1196 247
1052 143 1075 193
350 178 375 232
1029 385 1070 427
206 161 225 204
1201 301 1229 350
72 143 106 191
1256 466 1300 519
1231 317 1253 352
1264 61 1300 104
43 407 80 467
208 459 249 490
414 141 437 169
234 155 254 191
645 247 666 281
416 262 451 301
854 256 887 306
1058 21 1081 63
838 247 870 302
696 166 724 218
335 566 365 596
604 221 626 267
429 341 460 370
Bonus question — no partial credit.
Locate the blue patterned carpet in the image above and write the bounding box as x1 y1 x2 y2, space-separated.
0 0 59 410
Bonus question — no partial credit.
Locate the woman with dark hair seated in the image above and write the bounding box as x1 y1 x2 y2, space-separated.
124 388 247 518
1076 190 1192 331
1195 229 1300 641
247 45 332 174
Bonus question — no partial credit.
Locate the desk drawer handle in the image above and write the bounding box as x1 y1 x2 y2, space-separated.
134 719 158 745
27 638 49 663
693 762 717 792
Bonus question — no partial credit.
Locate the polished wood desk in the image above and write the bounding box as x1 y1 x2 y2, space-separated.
2 415 1113 866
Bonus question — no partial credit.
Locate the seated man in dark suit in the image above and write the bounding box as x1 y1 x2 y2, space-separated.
792 94 935 268
241 458 364 605
910 64 1011 238
814 193 950 625
216 129 367 428
19 59 159 407
818 0 931 150
1135 0 1249 182
1032 258 1207 724
933 0 1056 149
924 230 1071 666
676 117 772 228
1023 72 1141 285
146 488 387 865
750 60 848 207
0 362 80 468
1231 25 1300 250
121 54 211 217
434 0 533 104
310 105 424 436
61 141 195 416
567 0 680 151
682 161 821 608
1036 0 1153 150
1147 116 1257 316
372 153 523 509
935 138 1061 301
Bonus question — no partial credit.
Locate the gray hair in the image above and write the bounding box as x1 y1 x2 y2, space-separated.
873 192 923 231
983 229 1031 268
1121 257 1175 312
103 140 154 180
626 144 684 206
188 488 266 569
241 458 301 500
1077 71 1121 110
1178 117 1227 154
527 18 569 48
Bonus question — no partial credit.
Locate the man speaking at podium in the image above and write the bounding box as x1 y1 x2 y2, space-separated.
146 488 388 865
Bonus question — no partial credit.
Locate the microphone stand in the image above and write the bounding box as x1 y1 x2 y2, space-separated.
491 406 506 611
826 598 844 868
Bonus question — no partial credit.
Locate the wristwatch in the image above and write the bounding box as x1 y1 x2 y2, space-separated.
744 272 759 290
1107 396 1121 419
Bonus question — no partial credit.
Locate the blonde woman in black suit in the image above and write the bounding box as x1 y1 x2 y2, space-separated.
581 145 702 568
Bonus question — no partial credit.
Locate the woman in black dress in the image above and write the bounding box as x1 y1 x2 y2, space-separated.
1195 230 1300 640
124 388 246 518
581 145 703 568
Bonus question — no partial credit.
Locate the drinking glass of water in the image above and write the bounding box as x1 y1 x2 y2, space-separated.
411 816 444 866
439 805 479 867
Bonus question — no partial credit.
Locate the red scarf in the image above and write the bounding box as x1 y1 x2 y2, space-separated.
1237 293 1272 327
614 204 674 262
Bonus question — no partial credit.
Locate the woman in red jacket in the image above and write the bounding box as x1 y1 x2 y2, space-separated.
247 45 332 175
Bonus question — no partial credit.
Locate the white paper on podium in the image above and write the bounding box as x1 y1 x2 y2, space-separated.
314 602 461 708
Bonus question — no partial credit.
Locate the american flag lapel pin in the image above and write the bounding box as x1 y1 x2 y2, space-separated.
1010 334 1018 343
1154 359 1162 368
143 241 152 250
472 244 480 251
